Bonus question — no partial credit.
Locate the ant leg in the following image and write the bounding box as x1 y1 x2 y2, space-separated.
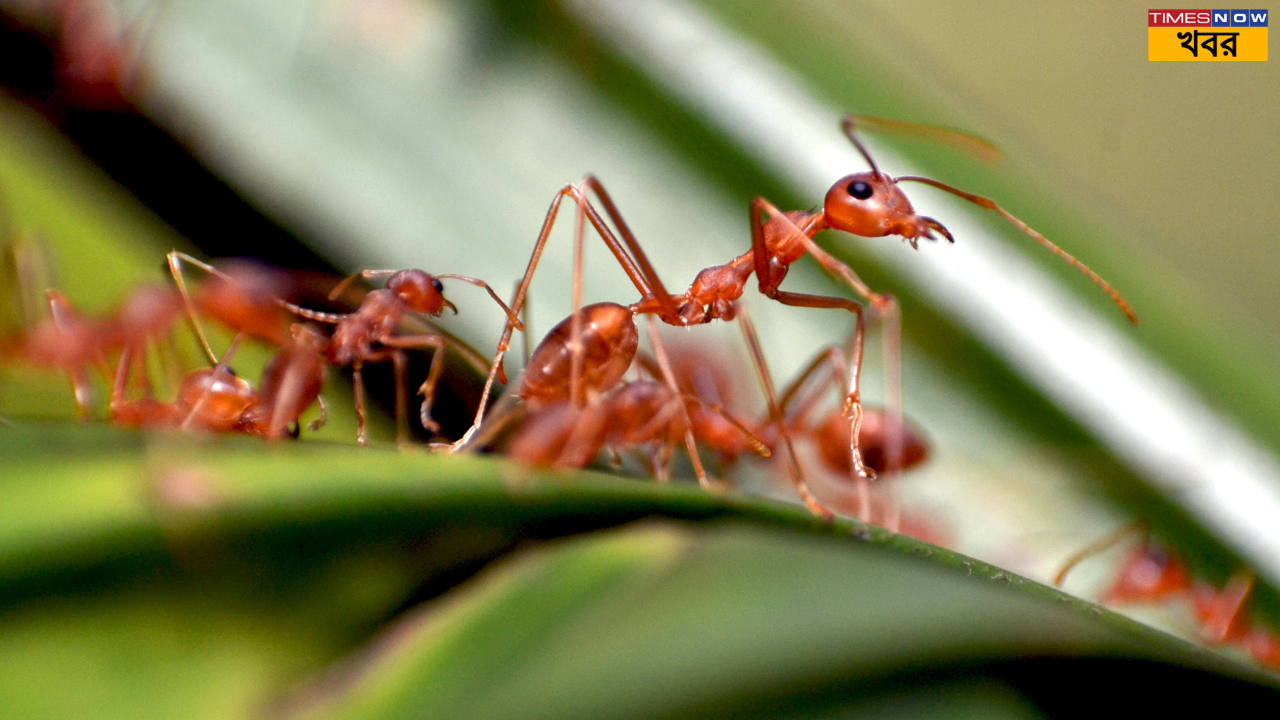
378 334 447 436
775 344 847 431
766 291 877 494
308 396 328 431
392 350 409 445
874 294 904 507
735 303 834 520
453 184 580 451
580 175 680 321
453 182 671 449
749 197 887 308
167 251 226 364
46 290 95 419
517 281 531 366
570 186 588 407
352 360 369 445
644 315 711 488
107 345 131 420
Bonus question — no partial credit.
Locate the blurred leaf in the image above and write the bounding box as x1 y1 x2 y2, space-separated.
1 422 1277 718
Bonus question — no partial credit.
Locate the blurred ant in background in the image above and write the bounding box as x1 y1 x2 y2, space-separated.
171 251 523 445
1055 521 1280 669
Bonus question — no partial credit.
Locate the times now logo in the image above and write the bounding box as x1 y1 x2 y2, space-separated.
1148 9 1269 26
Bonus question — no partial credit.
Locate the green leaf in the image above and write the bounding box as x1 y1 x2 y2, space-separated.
285 521 1276 720
0 423 1275 718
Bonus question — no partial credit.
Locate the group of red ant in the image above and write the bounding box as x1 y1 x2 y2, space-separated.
5 115 1135 531
7 251 520 444
7 75 1276 663
1055 522 1280 670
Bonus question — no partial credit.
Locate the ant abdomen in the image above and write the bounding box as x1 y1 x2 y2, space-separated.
175 367 256 432
519 302 639 406
810 408 930 477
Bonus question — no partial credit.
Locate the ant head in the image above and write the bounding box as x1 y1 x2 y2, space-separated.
387 270 455 315
1102 544 1191 604
824 173 954 246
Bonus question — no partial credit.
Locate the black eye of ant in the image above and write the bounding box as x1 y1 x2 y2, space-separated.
432 279 444 293
848 180 873 200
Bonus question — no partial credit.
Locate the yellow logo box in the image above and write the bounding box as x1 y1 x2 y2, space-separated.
1149 26 1268 60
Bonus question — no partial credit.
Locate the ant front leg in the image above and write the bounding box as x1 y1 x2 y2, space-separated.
749 197 887 308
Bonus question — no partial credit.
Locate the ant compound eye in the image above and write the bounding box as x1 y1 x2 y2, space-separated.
847 180 873 200
432 278 444 293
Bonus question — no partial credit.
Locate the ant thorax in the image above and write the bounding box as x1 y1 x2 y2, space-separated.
330 289 404 364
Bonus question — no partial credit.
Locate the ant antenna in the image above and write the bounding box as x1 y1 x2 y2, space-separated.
895 176 1138 324
327 269 397 301
847 114 1002 165
1053 519 1149 587
435 274 524 328
679 393 772 459
840 115 881 179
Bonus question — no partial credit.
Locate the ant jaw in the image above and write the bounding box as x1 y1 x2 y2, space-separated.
443 298 458 316
920 216 954 243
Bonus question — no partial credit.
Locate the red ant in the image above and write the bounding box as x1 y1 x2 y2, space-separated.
461 182 837 516
19 289 115 419
47 0 165 111
279 266 523 445
1054 523 1263 649
16 283 183 420
109 322 328 439
476 116 1133 517
664 335 931 526
500 302 769 479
